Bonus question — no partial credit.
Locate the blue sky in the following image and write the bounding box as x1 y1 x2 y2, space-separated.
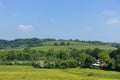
0 0 120 42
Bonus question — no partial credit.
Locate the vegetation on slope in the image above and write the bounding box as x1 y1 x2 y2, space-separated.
0 38 120 71
0 38 119 49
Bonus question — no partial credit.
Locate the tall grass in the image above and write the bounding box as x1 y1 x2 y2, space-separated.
0 65 120 80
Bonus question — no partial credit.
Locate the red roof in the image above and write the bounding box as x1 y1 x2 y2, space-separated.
99 64 105 67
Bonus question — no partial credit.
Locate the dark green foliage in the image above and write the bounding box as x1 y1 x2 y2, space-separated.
69 48 80 58
98 51 112 64
61 60 77 68
85 55 96 68
76 53 88 67
110 48 120 59
0 38 57 48
116 54 120 71
66 42 70 45
91 48 102 59
85 49 92 54
57 51 69 60
76 53 96 68
47 49 56 57
54 42 58 46
60 42 65 45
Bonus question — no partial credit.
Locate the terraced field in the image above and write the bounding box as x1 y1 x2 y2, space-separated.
0 65 120 80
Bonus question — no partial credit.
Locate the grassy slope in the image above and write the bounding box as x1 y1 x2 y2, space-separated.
32 41 116 51
0 41 116 52
0 65 120 80
27 41 116 51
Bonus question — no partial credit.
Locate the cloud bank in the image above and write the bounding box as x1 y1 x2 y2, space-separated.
106 18 120 25
101 10 116 16
17 25 33 32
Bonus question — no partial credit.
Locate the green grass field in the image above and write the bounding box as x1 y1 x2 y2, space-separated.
32 45 115 51
0 65 120 80
38 41 116 51
0 41 116 52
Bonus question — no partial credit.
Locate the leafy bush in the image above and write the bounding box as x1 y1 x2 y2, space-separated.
32 61 44 68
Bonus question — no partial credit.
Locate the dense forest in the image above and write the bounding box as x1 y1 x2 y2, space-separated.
0 38 120 71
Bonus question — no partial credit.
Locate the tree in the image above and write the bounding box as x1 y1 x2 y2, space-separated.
60 42 65 45
69 48 80 58
44 57 57 68
66 42 70 45
85 55 96 67
85 49 92 54
47 49 56 57
110 48 120 59
23 47 31 53
76 53 88 67
60 59 77 68
57 51 69 60
91 48 102 59
116 54 120 71
98 51 112 64
54 42 58 46
7 51 18 60
67 59 77 68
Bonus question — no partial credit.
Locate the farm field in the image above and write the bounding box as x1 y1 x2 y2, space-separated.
31 41 116 51
0 65 120 80
0 41 116 52
4 45 116 52
31 44 116 51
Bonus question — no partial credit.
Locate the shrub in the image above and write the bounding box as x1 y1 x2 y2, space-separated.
32 61 44 68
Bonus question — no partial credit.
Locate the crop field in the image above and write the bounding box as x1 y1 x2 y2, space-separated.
0 41 116 52
32 44 116 51
0 65 120 80
36 41 116 51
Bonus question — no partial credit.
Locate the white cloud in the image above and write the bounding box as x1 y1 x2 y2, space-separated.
97 10 116 16
102 10 116 16
17 25 33 32
97 10 120 25
106 18 120 25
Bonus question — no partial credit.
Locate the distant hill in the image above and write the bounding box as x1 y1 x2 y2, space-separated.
0 38 119 49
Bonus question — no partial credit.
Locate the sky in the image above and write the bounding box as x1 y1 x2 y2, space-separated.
0 0 120 42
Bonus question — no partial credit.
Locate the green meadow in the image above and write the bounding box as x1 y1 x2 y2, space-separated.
35 41 116 51
0 65 120 80
1 41 116 52
32 44 115 51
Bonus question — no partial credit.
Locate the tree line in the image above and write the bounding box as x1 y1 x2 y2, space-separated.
0 38 120 49
0 47 120 71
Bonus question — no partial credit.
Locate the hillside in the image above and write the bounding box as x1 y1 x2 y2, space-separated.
0 38 119 49
0 38 120 71
0 38 116 51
